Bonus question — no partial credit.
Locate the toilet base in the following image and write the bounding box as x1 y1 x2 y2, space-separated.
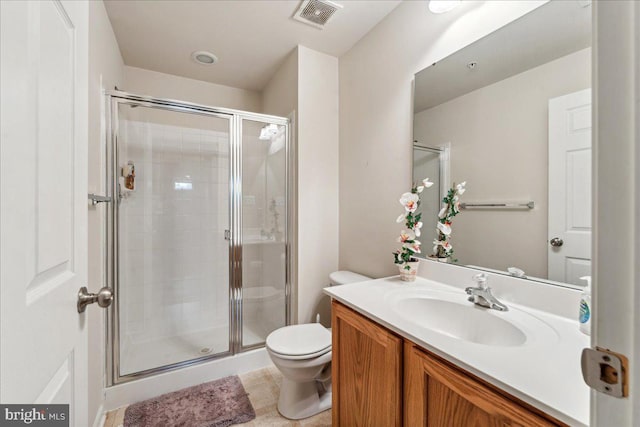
277 378 332 420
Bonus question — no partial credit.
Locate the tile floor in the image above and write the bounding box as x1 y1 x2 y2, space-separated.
103 366 332 427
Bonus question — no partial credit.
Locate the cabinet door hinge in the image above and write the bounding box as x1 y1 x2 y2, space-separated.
581 347 629 398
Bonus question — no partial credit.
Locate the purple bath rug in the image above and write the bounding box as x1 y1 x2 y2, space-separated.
123 375 255 427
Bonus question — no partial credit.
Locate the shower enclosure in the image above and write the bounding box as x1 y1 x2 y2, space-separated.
105 91 291 384
412 143 449 246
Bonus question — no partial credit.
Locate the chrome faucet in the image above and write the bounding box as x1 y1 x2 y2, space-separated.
465 273 508 311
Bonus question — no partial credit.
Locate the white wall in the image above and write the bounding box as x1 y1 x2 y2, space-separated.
123 66 262 112
339 1 546 278
297 46 339 325
414 48 591 279
262 48 298 118
87 1 124 425
262 46 339 326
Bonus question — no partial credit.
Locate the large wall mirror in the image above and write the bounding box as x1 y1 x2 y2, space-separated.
412 1 592 289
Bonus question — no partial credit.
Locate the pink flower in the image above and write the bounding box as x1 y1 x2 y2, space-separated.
397 230 416 243
399 192 419 213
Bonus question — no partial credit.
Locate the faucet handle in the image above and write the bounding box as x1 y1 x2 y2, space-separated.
472 273 488 289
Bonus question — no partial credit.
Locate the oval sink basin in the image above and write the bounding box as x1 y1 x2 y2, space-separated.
396 298 525 346
390 291 557 347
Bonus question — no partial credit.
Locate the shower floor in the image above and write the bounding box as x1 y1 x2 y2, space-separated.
121 325 264 376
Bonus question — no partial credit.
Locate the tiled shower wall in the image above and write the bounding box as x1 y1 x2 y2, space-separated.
118 118 230 359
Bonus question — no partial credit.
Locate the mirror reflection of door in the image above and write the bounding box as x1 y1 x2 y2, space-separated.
548 89 592 286
411 0 591 288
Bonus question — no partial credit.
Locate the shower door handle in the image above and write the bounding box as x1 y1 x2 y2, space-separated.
77 286 113 313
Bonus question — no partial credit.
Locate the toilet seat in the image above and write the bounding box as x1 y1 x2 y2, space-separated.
266 323 331 360
268 346 331 361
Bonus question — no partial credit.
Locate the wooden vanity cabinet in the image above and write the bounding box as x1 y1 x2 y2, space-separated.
404 342 564 427
332 301 566 427
332 301 403 426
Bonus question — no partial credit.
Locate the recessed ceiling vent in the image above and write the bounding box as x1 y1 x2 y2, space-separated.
293 0 343 30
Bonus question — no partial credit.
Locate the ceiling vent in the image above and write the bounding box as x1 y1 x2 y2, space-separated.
292 0 343 30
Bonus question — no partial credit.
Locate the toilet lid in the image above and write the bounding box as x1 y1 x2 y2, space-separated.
266 323 331 357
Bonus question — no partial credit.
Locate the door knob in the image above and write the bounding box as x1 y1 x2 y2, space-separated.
77 286 113 313
550 237 564 247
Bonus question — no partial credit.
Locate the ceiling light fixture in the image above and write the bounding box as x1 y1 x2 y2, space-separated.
191 51 218 65
428 0 461 14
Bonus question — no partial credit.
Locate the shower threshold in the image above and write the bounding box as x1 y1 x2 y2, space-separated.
120 325 265 376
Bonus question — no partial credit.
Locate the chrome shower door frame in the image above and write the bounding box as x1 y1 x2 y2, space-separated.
105 90 292 386
412 143 451 208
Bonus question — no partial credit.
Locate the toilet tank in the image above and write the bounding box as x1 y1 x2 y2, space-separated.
329 270 371 286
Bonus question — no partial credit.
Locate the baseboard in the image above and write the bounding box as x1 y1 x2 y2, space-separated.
92 403 105 427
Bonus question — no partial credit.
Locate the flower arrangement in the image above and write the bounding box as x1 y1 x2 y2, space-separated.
433 181 466 260
393 178 433 270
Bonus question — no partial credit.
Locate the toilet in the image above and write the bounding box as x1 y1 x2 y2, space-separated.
265 270 371 420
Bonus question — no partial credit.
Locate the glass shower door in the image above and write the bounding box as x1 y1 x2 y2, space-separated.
240 118 287 348
413 146 443 247
115 102 231 376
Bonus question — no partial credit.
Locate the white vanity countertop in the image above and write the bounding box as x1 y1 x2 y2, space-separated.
324 276 590 427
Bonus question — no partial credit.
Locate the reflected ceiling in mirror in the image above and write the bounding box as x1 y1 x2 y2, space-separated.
412 1 592 289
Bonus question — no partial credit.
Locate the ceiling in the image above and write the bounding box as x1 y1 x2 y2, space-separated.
414 0 592 113
104 0 402 92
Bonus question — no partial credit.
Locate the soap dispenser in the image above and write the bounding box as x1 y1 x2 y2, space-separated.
579 276 592 335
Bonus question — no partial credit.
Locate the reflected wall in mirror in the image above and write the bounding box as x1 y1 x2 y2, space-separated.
412 1 592 288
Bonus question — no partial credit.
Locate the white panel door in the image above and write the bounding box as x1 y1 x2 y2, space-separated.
548 89 592 286
1 0 88 425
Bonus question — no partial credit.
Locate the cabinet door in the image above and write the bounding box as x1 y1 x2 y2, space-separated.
404 342 564 427
332 301 403 427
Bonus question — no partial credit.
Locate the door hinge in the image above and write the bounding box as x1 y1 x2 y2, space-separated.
224 230 231 241
581 347 629 398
